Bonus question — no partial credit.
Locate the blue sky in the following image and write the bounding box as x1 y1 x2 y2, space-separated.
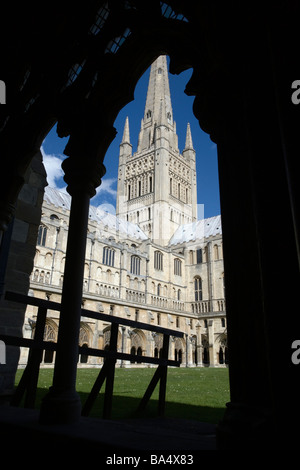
42 57 220 219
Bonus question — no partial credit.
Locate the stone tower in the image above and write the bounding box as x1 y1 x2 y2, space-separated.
116 55 197 245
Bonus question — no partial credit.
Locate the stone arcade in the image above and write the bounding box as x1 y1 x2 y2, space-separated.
21 56 227 369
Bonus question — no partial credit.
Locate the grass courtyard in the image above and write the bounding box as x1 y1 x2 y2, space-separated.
15 367 230 424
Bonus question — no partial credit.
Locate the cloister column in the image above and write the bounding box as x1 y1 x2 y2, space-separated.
207 320 216 367
195 323 202 367
39 149 105 424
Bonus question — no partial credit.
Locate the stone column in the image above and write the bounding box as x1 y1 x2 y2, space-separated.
120 326 126 368
39 152 105 424
195 322 201 367
184 333 188 367
170 336 175 362
207 320 216 367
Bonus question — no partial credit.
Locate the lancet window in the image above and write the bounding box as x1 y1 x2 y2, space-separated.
194 276 202 301
154 250 163 271
174 258 182 276
130 255 141 275
37 224 47 247
102 246 115 267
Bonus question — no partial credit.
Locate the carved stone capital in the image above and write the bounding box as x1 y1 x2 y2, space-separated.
62 157 106 198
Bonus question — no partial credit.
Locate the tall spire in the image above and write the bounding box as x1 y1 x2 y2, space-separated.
137 55 178 153
117 54 197 244
143 55 173 125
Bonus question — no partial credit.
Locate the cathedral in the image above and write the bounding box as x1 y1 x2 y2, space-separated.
21 56 227 368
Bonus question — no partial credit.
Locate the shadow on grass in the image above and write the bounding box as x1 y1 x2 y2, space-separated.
28 387 226 425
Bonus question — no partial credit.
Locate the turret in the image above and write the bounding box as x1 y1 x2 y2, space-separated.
183 123 197 221
182 123 195 162
116 116 132 216
119 116 132 158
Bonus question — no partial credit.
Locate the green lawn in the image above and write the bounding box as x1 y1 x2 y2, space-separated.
15 367 230 424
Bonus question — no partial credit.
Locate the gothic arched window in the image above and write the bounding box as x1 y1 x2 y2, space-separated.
174 258 182 276
130 255 140 275
196 248 202 264
102 246 115 267
194 276 202 301
43 321 57 364
154 250 163 271
37 224 47 246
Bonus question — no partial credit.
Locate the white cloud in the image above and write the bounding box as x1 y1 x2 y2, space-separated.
41 147 117 205
91 178 117 212
41 146 65 190
95 178 117 198
97 202 116 215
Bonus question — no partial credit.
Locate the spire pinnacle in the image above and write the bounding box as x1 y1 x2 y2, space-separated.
121 116 131 144
137 55 178 152
184 123 194 150
119 116 132 157
143 55 173 126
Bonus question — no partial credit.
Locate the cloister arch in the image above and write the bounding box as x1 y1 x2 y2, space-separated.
43 319 58 364
30 12 203 428
78 322 93 364
129 328 147 363
103 325 122 351
174 337 185 365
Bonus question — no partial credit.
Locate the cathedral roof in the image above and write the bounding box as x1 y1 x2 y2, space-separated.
44 186 148 241
169 215 222 245
44 186 221 246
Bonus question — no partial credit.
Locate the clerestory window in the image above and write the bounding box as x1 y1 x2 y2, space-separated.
37 225 47 246
130 255 141 275
174 258 182 276
103 246 115 267
154 250 163 271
